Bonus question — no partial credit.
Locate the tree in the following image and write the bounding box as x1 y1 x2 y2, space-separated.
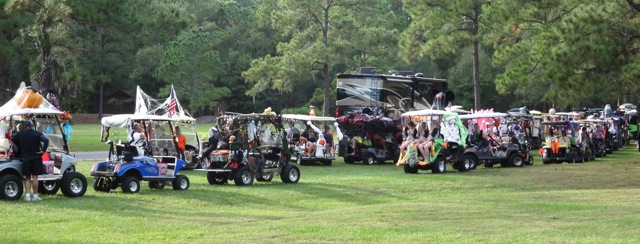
401 0 491 110
244 0 408 116
485 0 640 109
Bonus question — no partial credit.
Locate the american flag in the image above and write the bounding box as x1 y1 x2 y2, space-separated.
168 89 177 117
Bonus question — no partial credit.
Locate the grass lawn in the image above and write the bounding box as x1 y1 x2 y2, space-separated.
2 132 640 242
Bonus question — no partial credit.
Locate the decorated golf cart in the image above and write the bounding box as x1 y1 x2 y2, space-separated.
459 112 534 168
539 120 591 164
195 113 300 186
0 83 87 200
397 109 473 174
336 107 399 165
134 85 202 169
281 114 339 166
90 114 190 193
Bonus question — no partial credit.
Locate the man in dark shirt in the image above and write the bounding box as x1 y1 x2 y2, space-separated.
12 120 49 201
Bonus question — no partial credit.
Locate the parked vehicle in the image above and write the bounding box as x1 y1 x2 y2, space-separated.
282 114 338 166
336 107 399 165
0 83 87 200
196 114 300 186
539 121 588 164
398 109 473 174
91 114 190 193
134 85 202 169
460 112 534 168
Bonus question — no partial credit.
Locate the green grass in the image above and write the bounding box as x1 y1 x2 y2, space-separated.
3 136 640 242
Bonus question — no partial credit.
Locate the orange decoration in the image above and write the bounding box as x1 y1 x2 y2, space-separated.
16 89 43 108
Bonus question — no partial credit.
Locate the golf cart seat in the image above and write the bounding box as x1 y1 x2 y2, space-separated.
289 133 300 144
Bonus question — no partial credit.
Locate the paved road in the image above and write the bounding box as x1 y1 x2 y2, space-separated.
72 151 108 161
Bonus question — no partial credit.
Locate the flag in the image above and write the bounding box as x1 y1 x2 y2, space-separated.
168 89 177 118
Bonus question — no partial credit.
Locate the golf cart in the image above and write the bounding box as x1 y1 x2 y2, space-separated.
0 83 87 200
336 108 399 165
398 109 473 174
134 85 202 169
195 113 300 186
281 114 338 166
90 114 190 193
460 112 534 168
539 120 589 164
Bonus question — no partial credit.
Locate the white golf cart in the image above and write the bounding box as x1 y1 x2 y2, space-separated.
281 114 340 166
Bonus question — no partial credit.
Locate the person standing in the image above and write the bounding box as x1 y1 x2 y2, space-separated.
309 105 316 116
174 126 187 159
12 120 49 201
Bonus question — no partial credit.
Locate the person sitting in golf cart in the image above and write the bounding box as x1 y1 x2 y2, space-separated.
417 121 440 160
397 120 418 160
300 124 318 156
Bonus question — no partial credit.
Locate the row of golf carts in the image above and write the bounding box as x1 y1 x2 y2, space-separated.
335 109 535 174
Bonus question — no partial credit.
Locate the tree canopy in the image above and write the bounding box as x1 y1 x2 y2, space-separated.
0 0 638 117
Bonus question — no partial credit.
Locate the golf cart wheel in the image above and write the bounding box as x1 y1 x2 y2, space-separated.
65 165 76 173
197 158 209 169
207 172 227 185
431 156 446 174
121 176 140 194
256 171 273 182
280 164 300 183
93 177 111 193
149 180 165 189
464 154 478 170
403 164 419 174
60 172 87 197
509 154 524 167
172 175 190 190
363 154 375 165
296 153 303 165
322 159 332 166
233 166 254 186
526 155 534 166
0 174 23 200
454 160 470 172
39 180 60 195
344 157 355 164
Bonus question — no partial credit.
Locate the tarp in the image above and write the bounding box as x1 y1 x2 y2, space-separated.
101 114 175 128
0 82 62 117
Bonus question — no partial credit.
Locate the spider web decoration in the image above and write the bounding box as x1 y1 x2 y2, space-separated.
134 85 195 122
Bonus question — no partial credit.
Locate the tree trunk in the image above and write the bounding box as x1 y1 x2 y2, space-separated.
472 40 481 110
33 20 55 93
0 55 11 103
322 63 330 116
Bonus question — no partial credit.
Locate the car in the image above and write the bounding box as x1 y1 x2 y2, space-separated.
196 114 300 186
398 109 473 174
282 114 338 166
90 114 190 193
0 83 87 200
460 112 534 168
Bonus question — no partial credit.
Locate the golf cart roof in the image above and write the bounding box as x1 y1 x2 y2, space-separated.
578 119 605 123
507 112 533 118
529 110 543 115
401 109 456 117
0 82 63 117
101 114 175 128
458 113 509 119
282 114 336 122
